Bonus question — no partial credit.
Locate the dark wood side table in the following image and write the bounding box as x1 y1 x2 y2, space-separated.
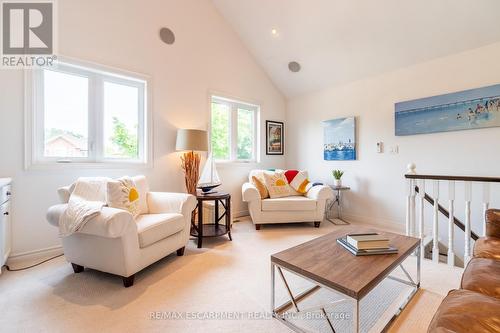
190 191 232 248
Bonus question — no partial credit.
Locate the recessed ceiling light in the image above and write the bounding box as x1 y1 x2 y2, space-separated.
271 28 279 36
288 61 301 73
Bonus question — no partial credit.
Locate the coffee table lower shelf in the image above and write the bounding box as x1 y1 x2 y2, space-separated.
271 246 421 333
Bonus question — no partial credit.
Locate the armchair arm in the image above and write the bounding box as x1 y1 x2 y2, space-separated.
147 192 196 217
47 204 136 238
242 182 260 202
57 183 75 203
306 185 334 201
485 209 500 238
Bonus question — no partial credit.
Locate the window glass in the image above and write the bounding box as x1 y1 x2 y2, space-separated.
237 108 254 160
103 81 139 159
211 101 231 160
43 70 89 158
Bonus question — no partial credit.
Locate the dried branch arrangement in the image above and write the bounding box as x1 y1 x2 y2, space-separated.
180 151 200 195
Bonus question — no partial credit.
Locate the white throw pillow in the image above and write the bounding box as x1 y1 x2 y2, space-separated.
107 176 140 218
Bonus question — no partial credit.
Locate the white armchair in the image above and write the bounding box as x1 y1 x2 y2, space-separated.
242 170 333 230
46 176 196 287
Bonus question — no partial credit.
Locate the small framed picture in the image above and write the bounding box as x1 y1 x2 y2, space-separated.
266 120 284 155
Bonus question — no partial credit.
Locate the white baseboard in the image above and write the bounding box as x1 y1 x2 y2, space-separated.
7 245 63 266
233 210 249 219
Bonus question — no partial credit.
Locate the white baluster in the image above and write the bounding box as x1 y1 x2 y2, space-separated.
432 180 440 263
447 181 455 267
482 183 490 237
406 179 412 236
419 180 426 259
405 163 417 237
410 180 416 237
464 182 472 264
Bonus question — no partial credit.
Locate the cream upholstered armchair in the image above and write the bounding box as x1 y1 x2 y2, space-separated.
46 175 196 287
242 170 333 230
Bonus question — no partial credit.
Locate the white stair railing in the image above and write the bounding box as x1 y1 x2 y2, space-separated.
404 164 497 268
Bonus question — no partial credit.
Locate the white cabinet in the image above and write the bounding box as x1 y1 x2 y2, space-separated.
0 178 12 273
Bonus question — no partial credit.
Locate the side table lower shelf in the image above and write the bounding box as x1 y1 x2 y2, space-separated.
191 224 232 238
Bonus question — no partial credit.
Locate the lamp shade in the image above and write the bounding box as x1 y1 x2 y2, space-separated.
175 129 208 152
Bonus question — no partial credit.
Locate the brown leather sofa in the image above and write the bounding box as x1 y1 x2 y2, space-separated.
428 209 500 332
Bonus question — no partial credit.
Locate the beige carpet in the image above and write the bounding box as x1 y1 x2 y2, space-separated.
0 218 462 332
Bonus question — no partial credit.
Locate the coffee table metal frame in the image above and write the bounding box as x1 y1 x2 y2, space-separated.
271 245 421 333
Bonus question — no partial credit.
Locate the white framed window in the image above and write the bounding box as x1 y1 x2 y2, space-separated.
210 95 260 163
25 57 152 168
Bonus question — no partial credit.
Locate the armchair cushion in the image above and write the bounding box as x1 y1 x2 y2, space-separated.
261 196 317 211
427 289 500 333
136 213 184 248
461 258 500 299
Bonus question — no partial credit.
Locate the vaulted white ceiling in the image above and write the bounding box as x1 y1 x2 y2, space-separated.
212 0 500 97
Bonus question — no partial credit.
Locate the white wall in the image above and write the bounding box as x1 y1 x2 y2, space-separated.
287 42 500 233
0 0 286 256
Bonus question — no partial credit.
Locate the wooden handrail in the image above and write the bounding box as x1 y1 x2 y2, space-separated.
406 174 500 183
415 186 479 241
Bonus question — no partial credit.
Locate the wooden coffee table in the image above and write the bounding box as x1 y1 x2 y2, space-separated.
271 226 421 333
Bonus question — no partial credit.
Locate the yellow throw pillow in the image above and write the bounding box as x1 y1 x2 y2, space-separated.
263 170 291 198
252 176 269 199
107 177 140 218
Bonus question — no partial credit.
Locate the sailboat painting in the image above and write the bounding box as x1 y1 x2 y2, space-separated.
197 155 221 194
323 117 356 161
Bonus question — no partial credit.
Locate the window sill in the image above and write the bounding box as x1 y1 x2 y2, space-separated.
25 160 152 171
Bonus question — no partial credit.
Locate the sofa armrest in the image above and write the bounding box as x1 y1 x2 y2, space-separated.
147 192 196 217
485 209 500 238
242 182 260 202
47 204 136 238
306 185 334 201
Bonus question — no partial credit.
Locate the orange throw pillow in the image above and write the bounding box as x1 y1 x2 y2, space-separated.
252 176 269 199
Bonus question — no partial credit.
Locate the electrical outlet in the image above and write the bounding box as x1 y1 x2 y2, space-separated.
376 142 383 153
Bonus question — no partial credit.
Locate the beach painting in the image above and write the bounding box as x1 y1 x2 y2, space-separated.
395 84 500 136
323 117 356 161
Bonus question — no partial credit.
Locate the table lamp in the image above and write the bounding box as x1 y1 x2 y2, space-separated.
175 129 208 195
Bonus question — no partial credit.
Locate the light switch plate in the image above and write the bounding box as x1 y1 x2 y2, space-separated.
389 145 399 154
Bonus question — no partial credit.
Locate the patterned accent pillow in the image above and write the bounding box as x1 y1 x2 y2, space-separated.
263 170 292 198
107 176 140 218
251 176 269 199
285 170 312 194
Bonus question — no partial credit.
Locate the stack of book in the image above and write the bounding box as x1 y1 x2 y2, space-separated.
337 233 398 256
